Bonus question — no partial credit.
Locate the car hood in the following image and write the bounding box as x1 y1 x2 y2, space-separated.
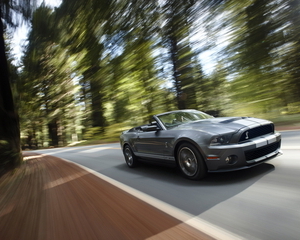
173 117 272 135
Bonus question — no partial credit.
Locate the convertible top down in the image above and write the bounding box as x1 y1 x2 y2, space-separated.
120 109 282 180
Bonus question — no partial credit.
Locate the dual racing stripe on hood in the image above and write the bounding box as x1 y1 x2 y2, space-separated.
175 117 272 135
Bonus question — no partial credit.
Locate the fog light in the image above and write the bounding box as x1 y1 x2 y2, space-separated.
225 155 238 165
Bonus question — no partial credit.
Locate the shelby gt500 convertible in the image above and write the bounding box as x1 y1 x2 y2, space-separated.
120 109 282 180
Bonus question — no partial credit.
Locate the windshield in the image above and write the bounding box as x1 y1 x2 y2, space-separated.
156 110 213 129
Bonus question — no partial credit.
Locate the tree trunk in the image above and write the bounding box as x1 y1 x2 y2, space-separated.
90 79 105 131
169 36 186 109
0 14 22 172
48 120 59 147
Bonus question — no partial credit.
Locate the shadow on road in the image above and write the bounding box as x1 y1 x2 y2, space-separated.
115 161 275 185
114 162 275 215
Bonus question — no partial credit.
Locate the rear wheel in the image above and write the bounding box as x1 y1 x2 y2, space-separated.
123 145 138 168
177 143 207 180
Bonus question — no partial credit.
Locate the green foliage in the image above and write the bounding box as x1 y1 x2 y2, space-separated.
270 113 300 127
282 102 300 115
80 123 135 144
211 0 300 117
5 0 300 152
83 127 103 140
20 5 81 148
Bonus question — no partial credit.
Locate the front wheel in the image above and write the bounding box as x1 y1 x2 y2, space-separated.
123 145 138 168
177 143 207 180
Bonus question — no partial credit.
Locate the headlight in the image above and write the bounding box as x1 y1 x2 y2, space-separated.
210 134 232 146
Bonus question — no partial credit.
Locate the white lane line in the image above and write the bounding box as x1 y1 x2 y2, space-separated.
30 146 121 155
33 147 84 154
80 147 114 153
60 157 244 240
281 146 300 150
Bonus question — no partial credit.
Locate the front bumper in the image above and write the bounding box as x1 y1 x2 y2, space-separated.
204 132 282 172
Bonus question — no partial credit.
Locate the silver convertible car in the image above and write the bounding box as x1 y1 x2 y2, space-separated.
120 109 282 180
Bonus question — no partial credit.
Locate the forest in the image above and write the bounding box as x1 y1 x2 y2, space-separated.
1 0 300 170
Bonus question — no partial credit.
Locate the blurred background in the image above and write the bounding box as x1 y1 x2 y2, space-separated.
4 0 300 148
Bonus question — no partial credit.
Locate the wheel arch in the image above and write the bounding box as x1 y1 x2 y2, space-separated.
122 142 129 150
123 143 138 168
174 138 207 166
122 142 133 152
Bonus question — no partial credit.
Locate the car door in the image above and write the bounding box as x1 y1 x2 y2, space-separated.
135 130 165 156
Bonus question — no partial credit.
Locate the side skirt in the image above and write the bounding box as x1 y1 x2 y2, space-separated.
135 152 176 167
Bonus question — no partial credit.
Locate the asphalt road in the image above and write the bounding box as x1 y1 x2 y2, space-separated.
33 130 300 240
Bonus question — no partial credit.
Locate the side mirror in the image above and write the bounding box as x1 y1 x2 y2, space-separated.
141 122 159 132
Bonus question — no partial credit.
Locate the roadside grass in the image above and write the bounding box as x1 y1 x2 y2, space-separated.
71 123 134 147
270 114 300 127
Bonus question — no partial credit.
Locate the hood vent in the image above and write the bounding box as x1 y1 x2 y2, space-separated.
220 117 243 124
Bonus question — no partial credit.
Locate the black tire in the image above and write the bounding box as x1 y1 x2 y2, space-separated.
177 143 207 180
123 145 138 168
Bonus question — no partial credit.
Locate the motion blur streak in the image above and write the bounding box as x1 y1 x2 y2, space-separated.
23 154 48 160
44 171 88 189
4 0 297 151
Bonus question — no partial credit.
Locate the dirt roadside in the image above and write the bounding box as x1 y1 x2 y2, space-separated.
275 124 300 131
0 152 213 240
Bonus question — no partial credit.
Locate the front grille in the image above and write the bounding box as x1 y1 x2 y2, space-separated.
239 124 274 142
245 141 280 161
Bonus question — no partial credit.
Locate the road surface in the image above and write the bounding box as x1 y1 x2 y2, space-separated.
33 130 300 240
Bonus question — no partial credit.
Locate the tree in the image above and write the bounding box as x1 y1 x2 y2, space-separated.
56 0 112 133
111 0 165 122
278 0 300 104
219 0 284 116
0 0 37 172
161 0 198 109
21 5 80 147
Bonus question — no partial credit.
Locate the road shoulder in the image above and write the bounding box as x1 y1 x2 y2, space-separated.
0 152 213 240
